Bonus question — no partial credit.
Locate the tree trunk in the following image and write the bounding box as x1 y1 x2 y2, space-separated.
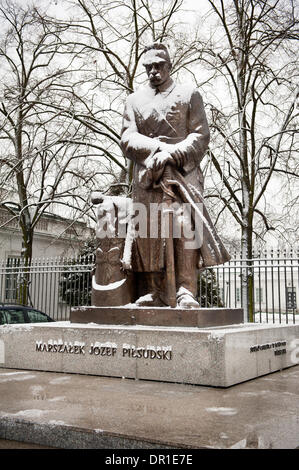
241 214 254 322
18 217 34 306
237 1 254 322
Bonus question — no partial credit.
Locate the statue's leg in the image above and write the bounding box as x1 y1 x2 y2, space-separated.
135 272 167 307
174 237 200 308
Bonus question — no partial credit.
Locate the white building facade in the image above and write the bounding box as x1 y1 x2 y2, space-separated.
0 207 94 319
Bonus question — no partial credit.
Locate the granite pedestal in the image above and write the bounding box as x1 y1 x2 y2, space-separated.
1 320 298 387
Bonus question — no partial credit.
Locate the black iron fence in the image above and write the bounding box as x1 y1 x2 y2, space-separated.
0 248 298 323
0 256 94 321
199 248 299 324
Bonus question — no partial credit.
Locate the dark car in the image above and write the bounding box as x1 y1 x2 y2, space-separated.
0 305 55 325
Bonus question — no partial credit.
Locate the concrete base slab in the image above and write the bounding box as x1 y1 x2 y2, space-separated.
0 366 299 449
0 322 299 387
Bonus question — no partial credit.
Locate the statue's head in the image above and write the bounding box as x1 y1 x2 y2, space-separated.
142 43 172 87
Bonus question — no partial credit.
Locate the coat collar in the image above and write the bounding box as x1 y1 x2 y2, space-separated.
149 77 175 95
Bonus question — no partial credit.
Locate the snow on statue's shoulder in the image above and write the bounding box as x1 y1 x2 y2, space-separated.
130 84 154 104
174 83 199 101
131 85 156 118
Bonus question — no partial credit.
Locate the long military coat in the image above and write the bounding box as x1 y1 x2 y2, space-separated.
121 78 230 272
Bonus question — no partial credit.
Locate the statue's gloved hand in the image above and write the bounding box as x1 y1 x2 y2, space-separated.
144 150 175 185
151 150 174 172
158 141 185 169
145 150 173 170
150 151 175 184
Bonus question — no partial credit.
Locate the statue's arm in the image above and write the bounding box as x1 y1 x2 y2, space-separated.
120 97 160 165
161 89 210 174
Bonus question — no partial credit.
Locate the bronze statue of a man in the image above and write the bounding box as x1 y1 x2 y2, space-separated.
121 43 230 308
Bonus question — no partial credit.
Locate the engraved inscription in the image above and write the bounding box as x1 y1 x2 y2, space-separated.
250 340 287 357
35 340 173 360
122 345 172 361
36 340 85 354
89 343 117 356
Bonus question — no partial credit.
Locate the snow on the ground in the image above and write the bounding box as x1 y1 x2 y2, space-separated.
255 312 299 324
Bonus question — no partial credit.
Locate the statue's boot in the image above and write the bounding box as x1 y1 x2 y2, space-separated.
176 288 199 308
174 238 200 308
135 272 167 307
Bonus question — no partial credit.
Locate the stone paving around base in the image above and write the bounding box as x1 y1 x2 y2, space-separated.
0 366 298 449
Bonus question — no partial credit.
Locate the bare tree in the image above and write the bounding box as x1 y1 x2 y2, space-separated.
0 0 108 302
194 0 298 320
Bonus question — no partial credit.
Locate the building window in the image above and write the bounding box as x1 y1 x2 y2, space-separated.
256 288 263 303
5 256 21 302
286 287 297 310
219 287 224 302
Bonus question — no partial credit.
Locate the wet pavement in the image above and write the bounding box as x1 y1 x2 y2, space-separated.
0 438 54 449
0 366 298 449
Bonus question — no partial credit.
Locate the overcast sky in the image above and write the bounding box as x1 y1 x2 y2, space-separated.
36 0 213 25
